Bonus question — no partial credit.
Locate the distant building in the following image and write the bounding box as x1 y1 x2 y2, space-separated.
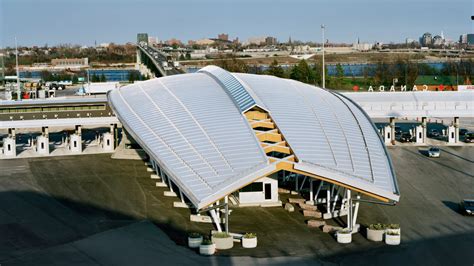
265 36 277 46
460 34 468 44
353 42 373 51
166 38 183 46
247 36 266 45
51 58 88 68
421 32 432 46
148 36 159 45
432 35 444 46
195 38 215 46
217 33 229 41
137 33 149 44
468 34 474 45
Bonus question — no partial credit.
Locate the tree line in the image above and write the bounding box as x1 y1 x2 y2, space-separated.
215 56 473 90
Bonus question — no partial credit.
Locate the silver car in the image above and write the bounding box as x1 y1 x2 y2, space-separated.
428 146 440 158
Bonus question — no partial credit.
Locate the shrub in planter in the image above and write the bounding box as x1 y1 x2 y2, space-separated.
199 238 216 255
336 228 352 244
367 223 386 242
188 232 203 248
385 224 401 235
242 233 257 248
385 231 401 245
212 232 234 250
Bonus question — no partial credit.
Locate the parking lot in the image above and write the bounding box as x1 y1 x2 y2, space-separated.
0 146 472 265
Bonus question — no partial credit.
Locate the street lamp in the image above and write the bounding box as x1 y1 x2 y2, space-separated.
321 24 326 89
15 37 20 100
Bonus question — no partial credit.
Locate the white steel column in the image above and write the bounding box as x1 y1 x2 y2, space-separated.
179 190 185 203
209 205 222 232
314 181 324 201
224 196 229 234
352 195 360 228
167 175 174 192
159 168 166 185
309 180 314 204
346 190 352 230
326 190 331 214
331 186 341 213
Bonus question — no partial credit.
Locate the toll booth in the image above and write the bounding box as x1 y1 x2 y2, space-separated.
3 137 16 156
383 126 392 144
415 125 424 144
447 126 456 144
70 134 82 153
36 135 50 155
102 132 114 151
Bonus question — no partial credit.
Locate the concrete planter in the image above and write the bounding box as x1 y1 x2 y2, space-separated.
212 235 234 250
199 243 216 255
242 237 257 248
336 230 352 244
366 228 385 242
386 228 401 235
385 233 401 245
188 236 203 248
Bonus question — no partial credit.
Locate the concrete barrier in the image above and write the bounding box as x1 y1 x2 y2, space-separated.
307 220 326 228
322 225 342 233
303 210 322 218
299 203 318 211
288 198 305 204
164 191 177 197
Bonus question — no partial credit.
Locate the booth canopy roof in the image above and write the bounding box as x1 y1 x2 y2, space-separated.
108 66 399 209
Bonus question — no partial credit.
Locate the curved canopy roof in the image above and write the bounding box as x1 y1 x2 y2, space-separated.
108 66 399 209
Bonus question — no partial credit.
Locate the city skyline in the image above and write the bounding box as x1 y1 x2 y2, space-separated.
1 0 473 47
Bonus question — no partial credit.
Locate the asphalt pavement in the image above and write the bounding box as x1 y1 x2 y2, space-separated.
0 146 472 265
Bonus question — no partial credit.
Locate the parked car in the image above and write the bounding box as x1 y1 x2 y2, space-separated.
395 126 402 137
465 132 474 143
460 199 474 215
427 146 440 158
400 132 413 142
428 129 440 138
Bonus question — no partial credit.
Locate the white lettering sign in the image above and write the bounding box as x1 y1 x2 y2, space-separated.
359 84 434 92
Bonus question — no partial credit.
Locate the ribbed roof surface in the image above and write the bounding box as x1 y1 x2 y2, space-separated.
108 73 272 209
199 65 267 113
108 67 400 208
235 74 398 200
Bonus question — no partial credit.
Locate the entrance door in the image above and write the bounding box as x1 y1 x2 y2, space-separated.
264 183 272 200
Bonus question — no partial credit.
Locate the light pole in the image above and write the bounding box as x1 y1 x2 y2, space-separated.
321 24 326 88
15 37 20 100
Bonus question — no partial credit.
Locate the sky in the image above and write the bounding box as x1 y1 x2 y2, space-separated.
1 0 472 47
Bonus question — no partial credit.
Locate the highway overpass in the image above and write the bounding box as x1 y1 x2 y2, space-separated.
136 43 184 77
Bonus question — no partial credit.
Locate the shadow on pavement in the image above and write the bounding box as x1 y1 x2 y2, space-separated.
442 200 461 215
408 148 474 178
439 148 474 163
0 190 189 264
